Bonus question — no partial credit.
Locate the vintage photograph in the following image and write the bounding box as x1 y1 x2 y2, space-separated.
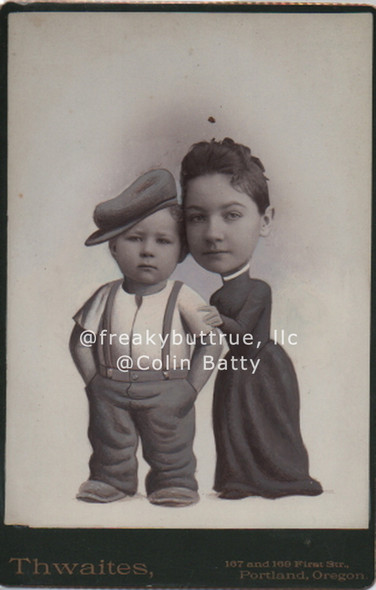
5 7 372 538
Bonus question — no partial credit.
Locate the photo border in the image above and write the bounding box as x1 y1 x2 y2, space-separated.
0 3 374 587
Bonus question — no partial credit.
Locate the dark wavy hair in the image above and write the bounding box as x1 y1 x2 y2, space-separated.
180 137 270 214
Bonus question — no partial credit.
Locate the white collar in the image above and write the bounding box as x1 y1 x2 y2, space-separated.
222 263 250 282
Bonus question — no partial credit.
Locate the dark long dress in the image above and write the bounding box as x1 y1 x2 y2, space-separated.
211 271 322 498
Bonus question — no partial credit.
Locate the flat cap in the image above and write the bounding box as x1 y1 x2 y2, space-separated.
85 169 177 246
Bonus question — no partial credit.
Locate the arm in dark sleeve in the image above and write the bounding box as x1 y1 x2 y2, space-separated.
219 282 271 337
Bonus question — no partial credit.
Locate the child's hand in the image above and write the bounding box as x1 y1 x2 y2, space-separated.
199 305 223 327
160 380 198 418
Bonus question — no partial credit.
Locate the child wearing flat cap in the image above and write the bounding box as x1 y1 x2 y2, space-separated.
70 169 221 507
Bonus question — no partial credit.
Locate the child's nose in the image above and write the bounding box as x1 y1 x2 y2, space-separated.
140 239 154 257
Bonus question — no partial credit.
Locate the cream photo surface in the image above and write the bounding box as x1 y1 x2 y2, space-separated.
6 11 372 528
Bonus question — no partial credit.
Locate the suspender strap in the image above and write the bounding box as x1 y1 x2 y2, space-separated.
161 281 183 373
101 280 122 367
100 279 183 373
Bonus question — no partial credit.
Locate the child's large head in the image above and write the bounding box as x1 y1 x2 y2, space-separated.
109 205 184 286
85 169 186 286
180 138 274 276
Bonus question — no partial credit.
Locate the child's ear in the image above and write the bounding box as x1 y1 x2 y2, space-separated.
260 206 274 237
109 239 118 259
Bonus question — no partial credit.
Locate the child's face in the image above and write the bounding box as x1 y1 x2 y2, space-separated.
110 208 181 285
185 173 273 276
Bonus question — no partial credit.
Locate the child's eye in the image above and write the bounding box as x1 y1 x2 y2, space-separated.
224 211 242 221
126 235 142 242
157 238 172 245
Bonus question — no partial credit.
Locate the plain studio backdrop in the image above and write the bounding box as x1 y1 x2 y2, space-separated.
6 11 372 528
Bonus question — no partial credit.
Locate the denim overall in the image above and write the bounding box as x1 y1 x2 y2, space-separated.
85 281 198 496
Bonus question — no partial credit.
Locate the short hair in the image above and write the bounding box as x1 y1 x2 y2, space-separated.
180 137 270 214
167 204 188 262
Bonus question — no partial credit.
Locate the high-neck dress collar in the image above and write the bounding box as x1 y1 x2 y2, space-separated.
222 263 250 283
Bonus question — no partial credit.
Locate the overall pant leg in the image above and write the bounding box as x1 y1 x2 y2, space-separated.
86 374 138 495
129 379 198 495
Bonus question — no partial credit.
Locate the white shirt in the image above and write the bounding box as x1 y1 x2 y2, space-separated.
74 280 211 367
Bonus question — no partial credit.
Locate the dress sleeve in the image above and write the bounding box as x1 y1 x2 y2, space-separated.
177 283 213 336
72 282 114 333
219 281 271 336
